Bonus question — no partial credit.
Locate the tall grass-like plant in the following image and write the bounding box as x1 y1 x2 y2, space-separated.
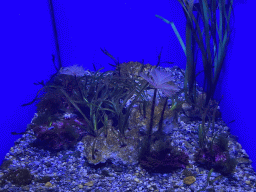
103 76 149 143
51 67 115 137
156 0 234 108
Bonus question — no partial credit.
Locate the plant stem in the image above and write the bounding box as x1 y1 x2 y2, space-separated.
145 88 158 153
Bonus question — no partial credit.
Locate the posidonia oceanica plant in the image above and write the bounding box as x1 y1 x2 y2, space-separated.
156 0 235 108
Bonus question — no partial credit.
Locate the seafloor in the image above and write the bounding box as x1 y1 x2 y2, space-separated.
0 64 256 192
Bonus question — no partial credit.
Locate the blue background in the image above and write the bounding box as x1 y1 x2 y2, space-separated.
1 0 255 171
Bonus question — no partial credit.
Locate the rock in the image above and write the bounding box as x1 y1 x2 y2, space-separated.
134 178 140 183
82 119 142 165
183 176 196 185
1 168 33 186
45 182 53 187
236 157 252 165
182 102 192 111
117 61 154 79
84 181 94 187
182 169 194 177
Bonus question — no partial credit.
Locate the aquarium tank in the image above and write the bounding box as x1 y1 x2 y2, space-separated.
1 0 256 191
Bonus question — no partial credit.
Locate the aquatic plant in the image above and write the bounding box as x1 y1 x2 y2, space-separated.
102 76 149 141
0 168 33 186
100 49 154 138
194 144 238 176
138 139 189 173
33 89 71 126
63 64 150 144
53 73 83 100
63 67 116 137
183 91 238 176
194 93 236 176
156 0 234 108
140 68 180 98
25 65 114 137
197 168 216 192
194 134 238 176
22 55 152 155
31 118 87 151
195 94 223 151
183 92 222 122
129 98 175 135
139 67 181 153
23 66 84 126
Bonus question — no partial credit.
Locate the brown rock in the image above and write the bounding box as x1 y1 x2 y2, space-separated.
82 119 142 165
183 176 196 185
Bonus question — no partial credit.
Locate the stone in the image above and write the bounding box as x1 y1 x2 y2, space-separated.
183 176 196 185
45 182 53 187
84 181 94 187
82 119 142 165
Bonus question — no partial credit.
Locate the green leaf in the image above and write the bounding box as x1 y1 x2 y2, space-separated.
59 88 95 135
170 101 177 111
197 168 214 192
155 14 186 56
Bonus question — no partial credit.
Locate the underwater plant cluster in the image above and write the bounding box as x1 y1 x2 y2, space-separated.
11 50 239 191
23 61 236 176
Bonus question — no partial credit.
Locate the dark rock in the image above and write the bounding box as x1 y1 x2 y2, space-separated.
1 168 33 186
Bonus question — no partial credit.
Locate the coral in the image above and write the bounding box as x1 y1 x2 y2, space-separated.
215 134 229 152
194 143 238 176
33 70 91 127
36 90 63 114
31 118 88 151
34 91 65 126
115 61 154 79
138 139 189 173
194 127 237 176
34 78 79 126
140 68 180 97
0 168 33 186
